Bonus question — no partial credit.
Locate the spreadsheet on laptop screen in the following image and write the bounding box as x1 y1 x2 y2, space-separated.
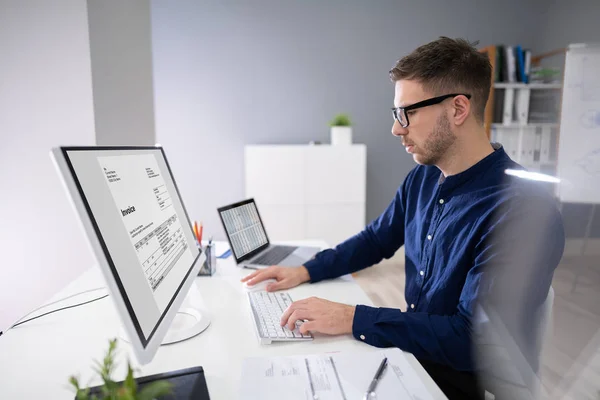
221 202 268 258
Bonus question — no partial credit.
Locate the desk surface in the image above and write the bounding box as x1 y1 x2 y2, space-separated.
0 241 446 399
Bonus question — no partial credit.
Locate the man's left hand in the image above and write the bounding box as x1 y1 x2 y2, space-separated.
279 297 356 335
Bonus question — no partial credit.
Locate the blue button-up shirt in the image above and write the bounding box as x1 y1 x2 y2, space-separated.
304 144 565 372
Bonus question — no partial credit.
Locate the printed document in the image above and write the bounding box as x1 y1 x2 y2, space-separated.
239 348 435 400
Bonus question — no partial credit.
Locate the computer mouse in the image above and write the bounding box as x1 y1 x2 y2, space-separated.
243 279 277 292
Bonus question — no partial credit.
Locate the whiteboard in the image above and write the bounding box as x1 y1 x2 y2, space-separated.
557 44 600 203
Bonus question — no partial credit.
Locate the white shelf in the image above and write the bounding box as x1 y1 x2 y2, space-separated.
492 123 559 128
494 82 562 89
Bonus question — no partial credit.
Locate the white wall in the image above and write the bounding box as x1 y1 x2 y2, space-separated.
0 0 95 330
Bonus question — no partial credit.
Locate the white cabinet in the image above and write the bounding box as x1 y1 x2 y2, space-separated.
245 144 366 247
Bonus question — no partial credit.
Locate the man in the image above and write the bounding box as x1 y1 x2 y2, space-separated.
241 37 565 399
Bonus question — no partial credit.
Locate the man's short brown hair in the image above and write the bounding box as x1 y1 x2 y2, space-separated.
389 37 492 123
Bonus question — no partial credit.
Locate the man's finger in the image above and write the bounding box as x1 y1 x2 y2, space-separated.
240 269 261 282
299 320 316 334
279 302 304 326
245 268 278 286
286 310 310 331
266 279 289 292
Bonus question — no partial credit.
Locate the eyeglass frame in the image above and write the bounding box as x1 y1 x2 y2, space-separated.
391 93 472 128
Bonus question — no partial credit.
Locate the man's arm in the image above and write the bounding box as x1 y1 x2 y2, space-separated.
304 183 407 283
351 194 565 372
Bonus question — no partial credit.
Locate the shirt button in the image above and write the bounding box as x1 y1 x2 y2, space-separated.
427 235 432 240
439 199 445 204
420 270 424 276
410 304 415 309
360 334 366 340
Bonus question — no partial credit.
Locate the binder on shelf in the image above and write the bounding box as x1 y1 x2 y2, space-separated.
515 46 526 83
515 88 531 124
496 45 505 82
502 88 515 125
524 49 532 83
521 128 536 165
533 128 543 164
539 126 552 163
493 89 505 123
500 128 519 160
505 46 517 82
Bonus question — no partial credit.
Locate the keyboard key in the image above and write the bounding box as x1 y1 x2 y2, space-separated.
248 291 313 344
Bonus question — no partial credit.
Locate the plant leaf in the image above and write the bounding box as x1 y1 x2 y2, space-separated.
75 388 90 400
117 385 136 400
329 113 352 126
124 361 137 395
69 375 91 400
69 375 81 391
138 381 173 400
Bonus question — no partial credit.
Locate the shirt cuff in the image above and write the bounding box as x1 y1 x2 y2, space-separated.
304 257 326 283
352 304 384 346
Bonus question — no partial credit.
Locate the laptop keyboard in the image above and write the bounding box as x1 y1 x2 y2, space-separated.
252 246 298 265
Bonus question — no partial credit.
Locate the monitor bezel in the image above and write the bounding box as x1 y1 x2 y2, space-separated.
51 145 205 364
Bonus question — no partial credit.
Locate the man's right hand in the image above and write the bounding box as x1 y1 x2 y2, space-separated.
240 265 310 292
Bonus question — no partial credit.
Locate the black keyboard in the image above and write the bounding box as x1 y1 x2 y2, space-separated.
252 246 298 265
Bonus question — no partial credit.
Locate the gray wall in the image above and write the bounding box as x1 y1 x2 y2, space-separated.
535 0 600 55
88 0 156 146
151 0 540 240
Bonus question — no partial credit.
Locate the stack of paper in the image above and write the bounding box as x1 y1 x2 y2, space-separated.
239 348 436 400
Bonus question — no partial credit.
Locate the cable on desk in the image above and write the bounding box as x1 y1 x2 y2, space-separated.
22 287 107 318
0 289 109 337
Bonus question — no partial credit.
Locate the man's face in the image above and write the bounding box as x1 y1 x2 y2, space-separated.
392 80 456 166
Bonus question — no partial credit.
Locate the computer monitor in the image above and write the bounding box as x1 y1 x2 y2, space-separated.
51 146 208 365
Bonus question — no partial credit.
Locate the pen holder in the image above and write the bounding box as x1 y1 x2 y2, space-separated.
198 242 216 276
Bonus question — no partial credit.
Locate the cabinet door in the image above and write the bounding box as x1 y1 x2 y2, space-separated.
258 204 305 242
245 145 305 205
305 145 366 205
306 204 365 248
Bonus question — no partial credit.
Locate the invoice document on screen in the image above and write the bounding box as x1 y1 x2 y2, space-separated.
98 154 194 312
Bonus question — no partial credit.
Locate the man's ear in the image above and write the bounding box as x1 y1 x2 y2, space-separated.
451 95 470 126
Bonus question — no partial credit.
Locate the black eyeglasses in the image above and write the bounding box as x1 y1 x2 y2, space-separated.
391 93 471 128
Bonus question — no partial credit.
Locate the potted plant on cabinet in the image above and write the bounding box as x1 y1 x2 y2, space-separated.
329 113 353 145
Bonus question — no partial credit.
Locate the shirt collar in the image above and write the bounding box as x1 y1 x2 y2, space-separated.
437 142 508 190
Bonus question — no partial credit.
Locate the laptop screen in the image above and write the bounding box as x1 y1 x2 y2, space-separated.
219 200 268 259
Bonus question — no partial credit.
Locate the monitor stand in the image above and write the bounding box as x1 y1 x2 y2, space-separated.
119 280 211 345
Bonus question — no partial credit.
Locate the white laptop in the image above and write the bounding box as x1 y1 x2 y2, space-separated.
217 199 320 269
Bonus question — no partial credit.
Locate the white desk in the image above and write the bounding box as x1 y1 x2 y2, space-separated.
0 241 446 399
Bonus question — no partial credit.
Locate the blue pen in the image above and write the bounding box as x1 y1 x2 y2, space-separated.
217 249 232 259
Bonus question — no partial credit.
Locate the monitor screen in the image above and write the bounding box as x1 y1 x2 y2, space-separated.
62 147 200 346
219 201 268 259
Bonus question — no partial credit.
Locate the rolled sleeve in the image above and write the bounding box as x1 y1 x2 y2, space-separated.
352 305 401 347
303 253 332 283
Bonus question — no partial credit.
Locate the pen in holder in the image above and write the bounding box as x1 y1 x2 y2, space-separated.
198 240 216 276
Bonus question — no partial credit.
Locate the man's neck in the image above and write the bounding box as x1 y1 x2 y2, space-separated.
437 133 494 177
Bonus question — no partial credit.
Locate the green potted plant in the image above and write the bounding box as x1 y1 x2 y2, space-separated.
69 339 172 400
329 113 353 145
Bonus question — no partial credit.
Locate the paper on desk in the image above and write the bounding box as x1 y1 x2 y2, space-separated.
239 348 435 400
